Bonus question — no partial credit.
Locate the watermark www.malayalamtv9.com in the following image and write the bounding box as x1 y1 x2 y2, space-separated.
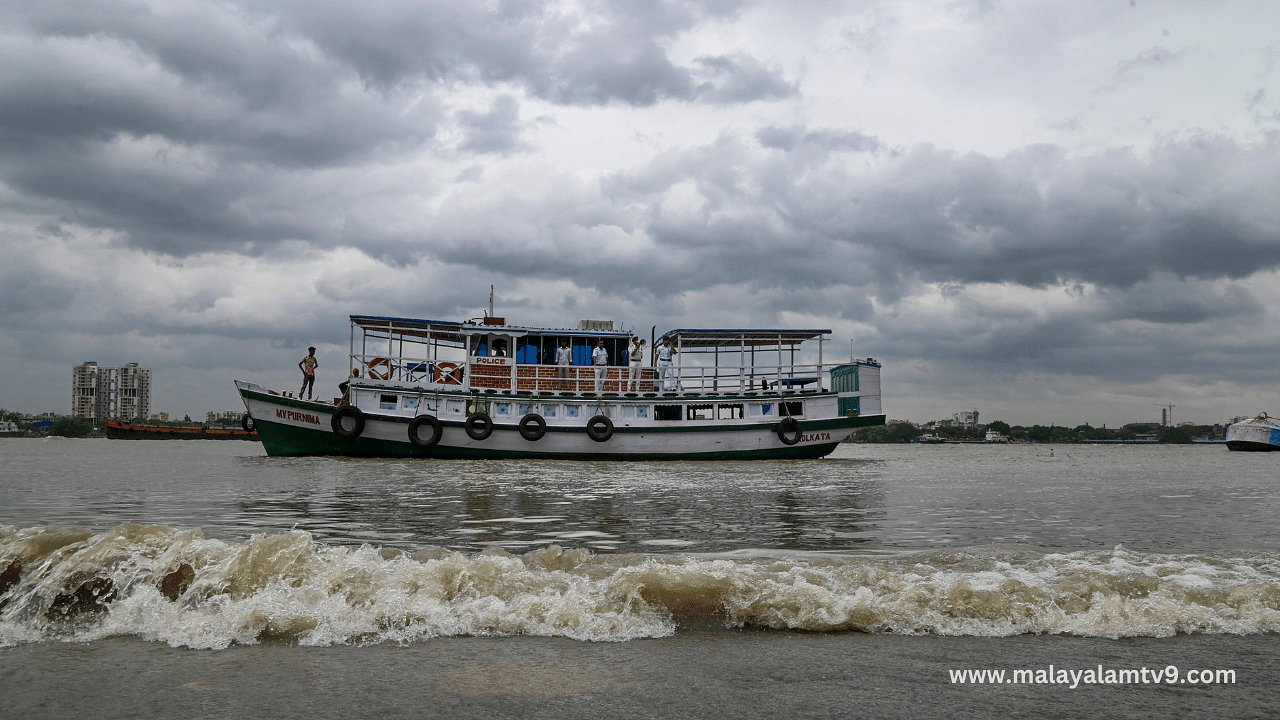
949 665 1236 688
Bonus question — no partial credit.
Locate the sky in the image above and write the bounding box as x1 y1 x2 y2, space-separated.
2 0 1279 427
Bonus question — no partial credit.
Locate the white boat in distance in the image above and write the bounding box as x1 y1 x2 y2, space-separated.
236 315 885 459
1225 413 1280 452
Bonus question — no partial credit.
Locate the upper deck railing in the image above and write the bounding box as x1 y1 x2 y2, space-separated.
347 353 872 396
345 315 876 396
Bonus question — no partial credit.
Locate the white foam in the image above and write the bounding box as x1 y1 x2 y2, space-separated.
2 526 1279 647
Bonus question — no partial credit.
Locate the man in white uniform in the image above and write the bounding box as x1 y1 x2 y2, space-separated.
592 339 609 392
555 340 572 390
656 338 678 391
628 338 645 391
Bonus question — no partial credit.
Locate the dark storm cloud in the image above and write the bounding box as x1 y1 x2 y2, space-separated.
692 54 798 104
755 126 882 152
414 128 1280 324
621 133 1280 298
249 0 772 107
457 95 527 155
0 0 790 257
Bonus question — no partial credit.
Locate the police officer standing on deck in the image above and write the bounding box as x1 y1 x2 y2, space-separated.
592 339 609 392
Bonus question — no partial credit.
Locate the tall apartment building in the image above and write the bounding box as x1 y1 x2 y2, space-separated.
72 361 152 420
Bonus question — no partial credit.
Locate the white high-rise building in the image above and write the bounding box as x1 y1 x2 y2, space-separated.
72 362 152 420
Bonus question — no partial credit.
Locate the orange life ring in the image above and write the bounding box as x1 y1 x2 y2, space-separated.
434 362 463 385
367 357 394 380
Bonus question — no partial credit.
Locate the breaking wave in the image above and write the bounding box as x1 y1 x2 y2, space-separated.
2 524 1278 648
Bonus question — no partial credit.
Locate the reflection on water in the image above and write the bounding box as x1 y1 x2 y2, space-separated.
232 456 888 553
2 439 1280 554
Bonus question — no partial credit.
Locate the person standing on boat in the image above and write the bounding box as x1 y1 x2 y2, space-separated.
592 339 609 392
298 347 318 400
628 338 645 392
656 338 678 391
556 340 572 390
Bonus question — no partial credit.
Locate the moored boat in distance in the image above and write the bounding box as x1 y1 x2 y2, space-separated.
1225 413 1280 452
235 315 886 459
105 417 260 441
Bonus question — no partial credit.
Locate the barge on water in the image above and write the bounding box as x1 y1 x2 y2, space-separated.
236 315 885 459
104 417 260 441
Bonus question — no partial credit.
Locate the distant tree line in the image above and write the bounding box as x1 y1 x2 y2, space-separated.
850 420 1221 444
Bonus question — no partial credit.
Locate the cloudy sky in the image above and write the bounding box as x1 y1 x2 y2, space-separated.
2 0 1279 427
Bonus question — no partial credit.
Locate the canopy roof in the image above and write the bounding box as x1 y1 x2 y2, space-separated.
350 315 634 342
656 328 831 348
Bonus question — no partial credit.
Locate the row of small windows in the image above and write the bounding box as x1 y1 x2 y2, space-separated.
374 394 801 420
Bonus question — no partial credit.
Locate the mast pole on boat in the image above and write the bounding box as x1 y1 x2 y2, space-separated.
818 334 823 391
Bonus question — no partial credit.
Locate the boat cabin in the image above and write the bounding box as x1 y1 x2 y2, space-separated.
344 315 878 410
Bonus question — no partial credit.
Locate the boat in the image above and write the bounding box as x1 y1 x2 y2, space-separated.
104 417 260 441
1225 413 1280 452
984 431 1008 443
234 315 886 459
915 434 946 444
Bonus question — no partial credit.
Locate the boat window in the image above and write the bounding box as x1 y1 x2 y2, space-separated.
379 394 397 410
686 404 713 421
543 405 558 418
749 403 773 417
717 404 744 420
403 397 419 410
517 403 537 415
565 405 581 418
494 403 512 417
781 401 803 417
446 400 465 415
655 404 682 421
635 405 649 419
467 399 491 416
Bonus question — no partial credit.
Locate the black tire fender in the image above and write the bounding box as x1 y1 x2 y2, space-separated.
586 414 614 442
519 413 547 441
776 416 801 445
465 413 493 441
241 413 255 433
331 405 365 440
408 414 443 448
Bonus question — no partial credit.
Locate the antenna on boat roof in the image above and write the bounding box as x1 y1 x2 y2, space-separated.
488 285 494 318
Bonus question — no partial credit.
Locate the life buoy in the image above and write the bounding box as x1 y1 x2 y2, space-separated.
519 413 547 441
332 405 365 439
241 413 255 433
586 414 613 442
776 417 801 445
465 412 493 440
367 358 394 380
434 362 463 385
407 414 443 448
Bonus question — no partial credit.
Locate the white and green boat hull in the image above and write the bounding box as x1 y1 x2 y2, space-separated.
237 381 883 460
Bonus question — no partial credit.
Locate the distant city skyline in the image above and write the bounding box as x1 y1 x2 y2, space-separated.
3 1 1280 426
